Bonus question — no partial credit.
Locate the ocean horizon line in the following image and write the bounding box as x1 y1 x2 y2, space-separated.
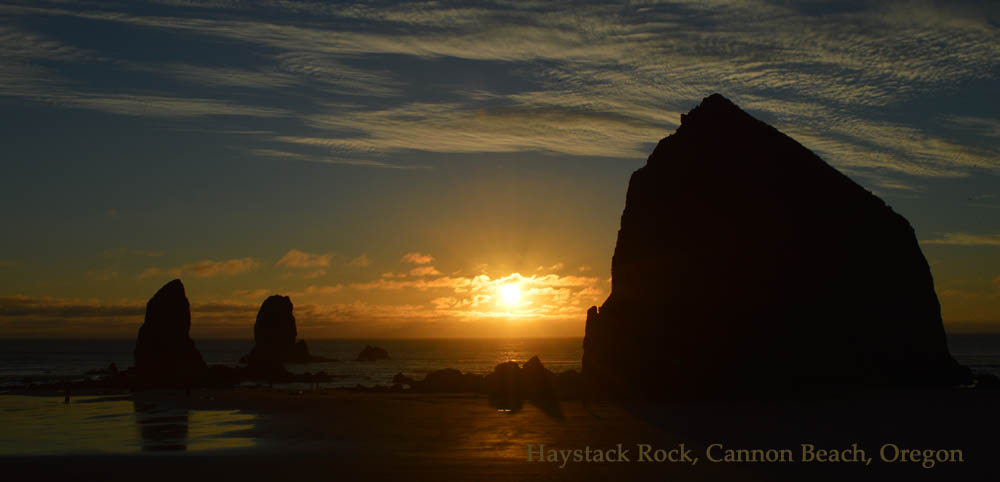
2 333 999 341
0 335 589 342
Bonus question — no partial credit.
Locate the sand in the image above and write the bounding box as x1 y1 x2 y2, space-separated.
3 387 997 481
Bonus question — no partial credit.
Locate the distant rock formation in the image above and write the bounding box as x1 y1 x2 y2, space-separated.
355 345 390 362
413 368 484 393
134 279 206 385
242 295 333 370
583 94 969 399
487 361 521 398
407 356 581 399
518 355 553 398
392 372 416 389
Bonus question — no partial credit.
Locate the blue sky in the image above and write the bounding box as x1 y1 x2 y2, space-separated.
0 0 998 338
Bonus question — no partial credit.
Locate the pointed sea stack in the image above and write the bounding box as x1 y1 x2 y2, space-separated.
134 279 206 385
583 94 969 399
243 295 328 369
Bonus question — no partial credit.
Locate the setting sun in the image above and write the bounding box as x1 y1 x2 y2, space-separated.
498 283 522 306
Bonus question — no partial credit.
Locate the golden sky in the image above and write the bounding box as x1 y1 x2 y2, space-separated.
0 0 998 338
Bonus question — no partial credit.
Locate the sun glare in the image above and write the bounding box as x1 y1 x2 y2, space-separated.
499 283 522 306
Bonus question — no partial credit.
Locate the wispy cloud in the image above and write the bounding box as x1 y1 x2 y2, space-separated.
183 257 260 276
246 148 430 169
102 248 165 258
946 116 1000 138
138 257 260 279
346 253 370 267
3 263 607 335
401 252 434 264
922 233 1000 246
300 284 344 295
1 0 997 178
275 249 331 268
296 102 672 158
350 270 606 320
408 266 441 277
68 93 290 118
299 269 327 279
0 294 254 336
132 62 300 89
232 288 273 299
0 295 144 318
0 23 95 62
85 268 119 282
273 52 403 97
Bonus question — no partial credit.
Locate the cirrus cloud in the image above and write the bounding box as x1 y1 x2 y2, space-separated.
922 233 1000 246
402 252 434 264
137 257 260 279
408 266 441 277
347 253 371 267
275 249 331 268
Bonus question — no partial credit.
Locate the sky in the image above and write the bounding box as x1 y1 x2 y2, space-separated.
0 0 998 339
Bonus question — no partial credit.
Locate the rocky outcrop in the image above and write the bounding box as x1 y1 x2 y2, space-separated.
134 279 206 385
392 372 416 389
355 345 390 362
583 94 969 399
407 356 580 399
411 368 485 393
242 295 332 370
519 355 553 398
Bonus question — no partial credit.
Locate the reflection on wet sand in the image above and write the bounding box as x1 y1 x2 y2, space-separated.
0 394 257 455
132 396 257 452
133 401 189 451
488 396 564 421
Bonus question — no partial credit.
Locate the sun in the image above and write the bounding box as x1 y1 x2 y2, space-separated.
498 283 522 306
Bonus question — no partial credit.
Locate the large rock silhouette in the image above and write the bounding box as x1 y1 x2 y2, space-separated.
242 295 329 369
583 94 969 398
134 279 206 385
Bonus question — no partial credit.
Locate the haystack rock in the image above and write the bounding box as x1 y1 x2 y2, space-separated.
583 94 969 399
134 279 206 384
243 295 323 366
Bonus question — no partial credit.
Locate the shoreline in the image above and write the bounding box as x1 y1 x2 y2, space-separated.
3 386 998 480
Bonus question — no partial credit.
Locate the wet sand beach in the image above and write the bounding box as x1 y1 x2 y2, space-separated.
3 387 996 481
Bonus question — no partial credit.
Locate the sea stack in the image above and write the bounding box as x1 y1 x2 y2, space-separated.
242 295 315 367
583 94 969 399
134 279 206 385
355 345 390 362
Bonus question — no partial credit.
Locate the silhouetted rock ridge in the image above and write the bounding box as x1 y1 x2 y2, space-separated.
583 93 969 399
406 356 582 400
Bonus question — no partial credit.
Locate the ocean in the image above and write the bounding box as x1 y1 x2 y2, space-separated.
2 335 998 456
0 338 586 389
1 335 997 390
0 338 587 454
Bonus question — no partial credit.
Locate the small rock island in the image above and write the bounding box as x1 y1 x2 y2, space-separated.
355 345 390 362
